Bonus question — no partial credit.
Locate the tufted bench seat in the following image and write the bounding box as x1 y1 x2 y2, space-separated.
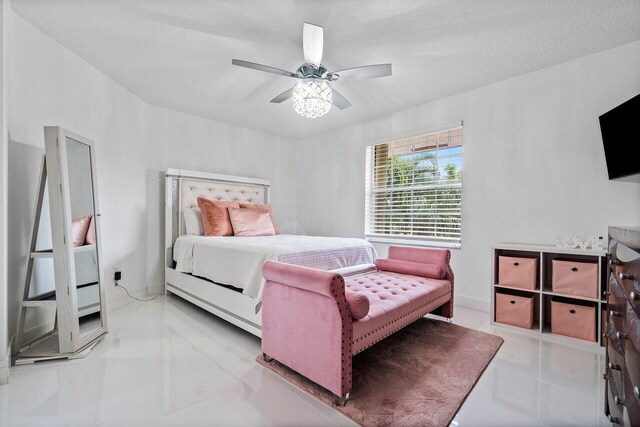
347 270 452 355
261 246 454 404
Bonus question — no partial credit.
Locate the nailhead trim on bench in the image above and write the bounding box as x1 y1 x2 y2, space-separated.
330 275 353 394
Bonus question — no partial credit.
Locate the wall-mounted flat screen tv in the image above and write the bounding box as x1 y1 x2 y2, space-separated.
599 94 640 181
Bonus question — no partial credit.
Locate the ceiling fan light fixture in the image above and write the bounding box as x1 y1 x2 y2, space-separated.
232 23 392 116
292 79 332 119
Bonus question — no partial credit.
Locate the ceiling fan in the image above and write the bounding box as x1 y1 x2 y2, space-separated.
232 23 392 118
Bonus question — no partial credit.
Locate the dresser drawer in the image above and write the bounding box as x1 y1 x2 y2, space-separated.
617 257 640 315
608 344 626 390
623 367 640 426
609 273 627 335
608 317 626 358
625 302 640 386
607 367 625 424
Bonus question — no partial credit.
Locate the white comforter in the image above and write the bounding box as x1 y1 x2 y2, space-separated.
173 234 377 299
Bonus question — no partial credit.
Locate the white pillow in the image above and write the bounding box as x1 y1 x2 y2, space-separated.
183 208 204 236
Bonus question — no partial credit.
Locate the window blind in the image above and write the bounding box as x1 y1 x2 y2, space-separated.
365 125 463 246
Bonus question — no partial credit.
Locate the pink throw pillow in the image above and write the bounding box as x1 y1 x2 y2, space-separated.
238 203 279 234
345 291 370 320
85 215 96 245
72 215 92 248
228 207 276 237
197 197 240 236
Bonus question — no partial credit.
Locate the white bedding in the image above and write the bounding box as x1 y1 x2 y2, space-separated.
173 234 377 298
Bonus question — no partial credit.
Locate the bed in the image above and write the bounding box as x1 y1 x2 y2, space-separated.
164 169 377 337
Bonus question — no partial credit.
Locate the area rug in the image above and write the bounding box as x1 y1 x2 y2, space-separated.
257 317 503 427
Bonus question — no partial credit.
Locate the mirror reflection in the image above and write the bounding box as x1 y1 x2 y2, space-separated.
66 137 102 337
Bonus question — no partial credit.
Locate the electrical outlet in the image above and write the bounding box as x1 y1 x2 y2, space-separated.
114 270 122 285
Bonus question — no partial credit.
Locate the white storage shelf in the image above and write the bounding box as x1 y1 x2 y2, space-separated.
491 243 607 351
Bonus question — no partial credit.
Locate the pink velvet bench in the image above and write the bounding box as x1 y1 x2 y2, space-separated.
261 246 454 405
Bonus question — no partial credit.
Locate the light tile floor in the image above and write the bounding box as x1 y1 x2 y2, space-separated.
0 295 609 426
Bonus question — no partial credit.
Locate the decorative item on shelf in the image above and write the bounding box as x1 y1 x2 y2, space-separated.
555 235 604 250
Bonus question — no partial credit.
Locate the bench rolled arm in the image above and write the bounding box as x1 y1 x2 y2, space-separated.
262 261 343 298
261 261 353 398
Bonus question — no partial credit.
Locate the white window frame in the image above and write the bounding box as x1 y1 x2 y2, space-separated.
365 123 463 249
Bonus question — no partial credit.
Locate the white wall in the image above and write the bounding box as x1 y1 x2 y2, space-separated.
296 41 640 310
142 104 299 286
0 0 9 384
5 7 297 346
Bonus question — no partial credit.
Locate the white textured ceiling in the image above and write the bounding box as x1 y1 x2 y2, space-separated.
10 0 640 139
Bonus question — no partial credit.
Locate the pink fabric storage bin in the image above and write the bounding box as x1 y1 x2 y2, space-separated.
498 256 538 290
550 299 596 342
495 292 535 329
551 259 598 299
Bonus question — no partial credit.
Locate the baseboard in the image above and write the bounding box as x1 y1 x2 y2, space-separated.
107 286 146 313
0 344 10 385
107 283 165 313
147 283 164 296
455 294 490 313
22 322 54 346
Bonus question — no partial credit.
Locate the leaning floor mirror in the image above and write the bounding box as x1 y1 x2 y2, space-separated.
13 127 107 363
44 127 107 353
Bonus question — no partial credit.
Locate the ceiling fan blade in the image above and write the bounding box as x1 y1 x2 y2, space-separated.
270 87 295 103
231 59 297 78
303 23 323 66
331 88 352 110
331 64 392 81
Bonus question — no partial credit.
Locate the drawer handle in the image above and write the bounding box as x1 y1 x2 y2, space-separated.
569 309 576 314
513 262 519 266
631 291 639 301
635 386 639 399
609 309 621 318
571 267 578 272
603 332 610 339
510 300 516 304
608 362 622 371
619 272 636 281
614 395 625 406
616 331 628 340
603 290 611 297
608 414 620 424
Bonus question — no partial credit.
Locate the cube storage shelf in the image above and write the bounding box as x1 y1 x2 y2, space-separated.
491 243 607 351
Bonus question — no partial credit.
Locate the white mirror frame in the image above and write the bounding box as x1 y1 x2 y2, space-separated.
44 127 108 353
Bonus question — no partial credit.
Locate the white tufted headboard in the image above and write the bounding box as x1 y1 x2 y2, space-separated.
179 179 265 209
164 169 270 266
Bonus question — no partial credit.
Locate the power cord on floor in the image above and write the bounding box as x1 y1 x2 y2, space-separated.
115 280 164 302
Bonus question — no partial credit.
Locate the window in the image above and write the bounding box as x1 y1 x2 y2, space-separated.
365 125 463 247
